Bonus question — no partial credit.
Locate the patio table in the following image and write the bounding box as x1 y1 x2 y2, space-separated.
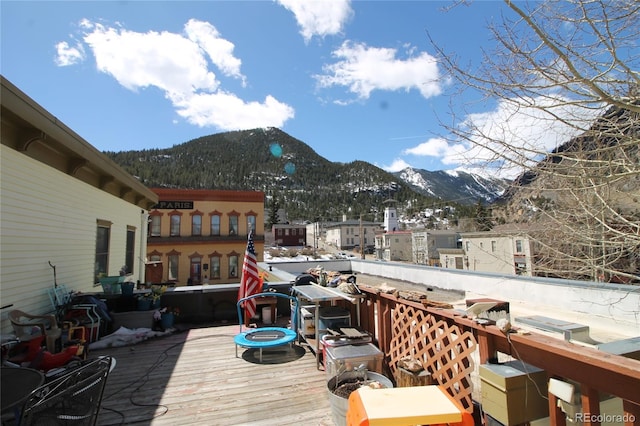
292 284 364 369
1 366 44 420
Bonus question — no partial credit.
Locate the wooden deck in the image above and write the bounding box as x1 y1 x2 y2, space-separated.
92 323 335 425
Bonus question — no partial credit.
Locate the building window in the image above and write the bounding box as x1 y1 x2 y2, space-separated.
150 215 161 237
170 214 181 236
515 239 523 253
125 226 136 275
229 255 238 278
168 255 179 281
229 216 238 236
210 256 221 279
491 241 496 253
192 214 202 236
465 241 470 252
211 215 220 236
247 215 256 234
95 220 111 284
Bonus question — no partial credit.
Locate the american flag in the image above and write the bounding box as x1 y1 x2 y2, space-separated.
238 231 261 320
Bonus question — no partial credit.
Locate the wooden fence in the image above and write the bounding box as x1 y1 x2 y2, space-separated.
353 286 640 426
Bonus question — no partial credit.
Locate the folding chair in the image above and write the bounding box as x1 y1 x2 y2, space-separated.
48 286 102 343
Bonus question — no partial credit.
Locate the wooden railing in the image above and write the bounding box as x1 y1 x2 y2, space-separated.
354 286 640 426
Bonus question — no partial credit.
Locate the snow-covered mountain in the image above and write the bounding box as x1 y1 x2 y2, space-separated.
393 167 510 205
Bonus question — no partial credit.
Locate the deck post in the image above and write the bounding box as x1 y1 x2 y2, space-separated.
548 393 568 426
622 400 640 426
580 384 600 426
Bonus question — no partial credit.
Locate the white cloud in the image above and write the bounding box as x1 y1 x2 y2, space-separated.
55 19 294 132
174 91 295 130
404 137 468 168
184 19 246 85
316 41 442 101
454 97 598 178
277 0 353 43
401 96 601 179
81 20 220 96
54 41 85 66
381 158 412 173
403 137 449 158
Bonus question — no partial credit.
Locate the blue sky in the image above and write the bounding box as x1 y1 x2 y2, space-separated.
1 1 587 177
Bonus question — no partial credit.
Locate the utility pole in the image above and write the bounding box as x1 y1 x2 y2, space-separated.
359 214 365 259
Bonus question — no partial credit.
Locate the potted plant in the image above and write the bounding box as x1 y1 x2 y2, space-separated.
137 285 166 310
155 306 180 330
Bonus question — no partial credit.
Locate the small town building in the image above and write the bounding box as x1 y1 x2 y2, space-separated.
383 199 399 232
375 230 413 262
271 223 307 247
412 229 459 266
459 228 534 276
147 188 264 285
1 76 158 334
325 219 382 251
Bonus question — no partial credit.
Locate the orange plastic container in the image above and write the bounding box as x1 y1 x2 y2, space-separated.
346 385 474 426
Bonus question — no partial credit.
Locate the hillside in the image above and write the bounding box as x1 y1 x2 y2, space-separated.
104 127 504 222
393 168 509 204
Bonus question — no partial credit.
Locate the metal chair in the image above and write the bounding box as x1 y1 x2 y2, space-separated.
19 356 113 426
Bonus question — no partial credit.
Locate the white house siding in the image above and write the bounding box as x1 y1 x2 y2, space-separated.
1 145 147 334
325 221 383 250
461 233 534 276
462 235 516 274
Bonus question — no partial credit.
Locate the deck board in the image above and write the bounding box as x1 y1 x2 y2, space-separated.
91 324 336 425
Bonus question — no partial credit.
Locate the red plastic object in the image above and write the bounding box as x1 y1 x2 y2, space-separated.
30 346 80 372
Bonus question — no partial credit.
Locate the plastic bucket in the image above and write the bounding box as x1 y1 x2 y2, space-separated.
327 371 393 426
262 306 276 325
121 282 135 296
161 313 174 330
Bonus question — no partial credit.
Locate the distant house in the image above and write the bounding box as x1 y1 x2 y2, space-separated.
1 76 158 334
376 230 413 262
412 229 459 266
271 223 307 247
148 188 264 285
459 226 535 276
325 219 382 250
438 248 466 270
305 221 330 251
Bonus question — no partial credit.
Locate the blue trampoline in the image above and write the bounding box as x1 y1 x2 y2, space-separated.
234 292 299 363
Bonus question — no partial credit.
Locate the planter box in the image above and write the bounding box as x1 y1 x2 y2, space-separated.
111 311 154 330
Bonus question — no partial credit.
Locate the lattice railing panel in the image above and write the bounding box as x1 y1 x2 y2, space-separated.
388 304 477 413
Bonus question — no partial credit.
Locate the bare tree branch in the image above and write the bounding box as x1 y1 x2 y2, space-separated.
433 0 639 283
